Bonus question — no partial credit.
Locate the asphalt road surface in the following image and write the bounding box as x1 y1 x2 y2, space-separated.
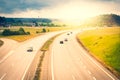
0 38 18 60
51 30 119 80
0 31 66 80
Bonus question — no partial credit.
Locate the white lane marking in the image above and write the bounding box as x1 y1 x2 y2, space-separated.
72 75 76 80
21 53 36 80
87 70 91 74
0 50 14 64
0 73 6 80
82 51 116 80
93 77 96 80
51 47 55 80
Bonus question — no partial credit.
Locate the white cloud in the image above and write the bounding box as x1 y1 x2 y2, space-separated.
0 0 120 23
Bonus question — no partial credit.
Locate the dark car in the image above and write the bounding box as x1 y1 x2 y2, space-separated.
27 47 33 52
67 33 70 35
60 41 64 44
64 38 68 41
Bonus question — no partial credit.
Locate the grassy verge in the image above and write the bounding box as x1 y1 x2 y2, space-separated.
0 34 40 42
41 34 61 51
77 27 120 78
0 40 4 47
34 33 63 80
34 51 45 80
0 27 71 42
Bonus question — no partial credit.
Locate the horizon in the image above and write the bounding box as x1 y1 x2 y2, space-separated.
0 0 120 25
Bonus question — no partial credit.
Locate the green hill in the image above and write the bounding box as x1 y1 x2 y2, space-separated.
82 14 120 27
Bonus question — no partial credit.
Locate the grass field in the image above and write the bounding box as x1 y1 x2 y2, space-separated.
0 27 72 42
77 27 120 76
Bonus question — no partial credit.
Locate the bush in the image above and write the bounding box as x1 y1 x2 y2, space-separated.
2 27 28 36
36 31 40 34
42 28 46 33
2 29 11 36
26 32 30 35
19 27 26 35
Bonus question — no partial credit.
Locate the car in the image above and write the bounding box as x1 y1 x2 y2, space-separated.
67 33 70 35
60 41 64 44
27 47 33 52
64 38 68 41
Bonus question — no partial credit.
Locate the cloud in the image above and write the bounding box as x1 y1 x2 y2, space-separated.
0 0 120 21
0 0 61 13
0 0 120 14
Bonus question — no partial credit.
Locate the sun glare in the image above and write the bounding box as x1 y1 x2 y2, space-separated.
0 0 119 25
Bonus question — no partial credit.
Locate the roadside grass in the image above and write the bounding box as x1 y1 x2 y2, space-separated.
0 27 71 42
34 51 45 80
40 34 60 51
34 33 63 80
0 40 4 47
0 34 39 42
77 27 120 77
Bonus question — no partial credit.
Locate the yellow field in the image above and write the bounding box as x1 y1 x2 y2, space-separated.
0 27 73 42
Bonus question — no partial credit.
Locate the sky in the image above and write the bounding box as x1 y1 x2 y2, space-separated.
0 0 120 24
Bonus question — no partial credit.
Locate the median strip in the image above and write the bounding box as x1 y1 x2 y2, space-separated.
33 33 64 80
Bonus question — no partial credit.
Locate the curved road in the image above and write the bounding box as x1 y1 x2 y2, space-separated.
0 38 18 60
51 30 119 80
0 31 66 80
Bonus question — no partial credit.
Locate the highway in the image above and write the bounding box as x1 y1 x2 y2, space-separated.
0 31 66 80
0 38 18 60
51 30 119 80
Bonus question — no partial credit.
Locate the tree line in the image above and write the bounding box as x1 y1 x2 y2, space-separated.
2 27 30 36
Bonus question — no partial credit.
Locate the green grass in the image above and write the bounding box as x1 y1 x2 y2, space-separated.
0 40 4 47
34 51 45 80
0 27 71 42
34 33 63 80
41 33 62 51
77 27 120 77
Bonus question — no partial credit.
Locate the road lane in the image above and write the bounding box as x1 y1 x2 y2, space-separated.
0 31 67 80
0 38 18 60
51 30 119 80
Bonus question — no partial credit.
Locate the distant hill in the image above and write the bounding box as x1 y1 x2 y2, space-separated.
82 14 120 27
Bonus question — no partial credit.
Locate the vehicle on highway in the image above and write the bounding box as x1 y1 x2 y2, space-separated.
67 33 70 35
60 41 64 44
64 38 68 41
27 47 33 52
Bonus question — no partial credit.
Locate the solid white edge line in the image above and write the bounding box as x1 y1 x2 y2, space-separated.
93 77 96 80
82 50 116 80
87 70 91 74
0 73 6 80
51 46 55 80
72 75 76 80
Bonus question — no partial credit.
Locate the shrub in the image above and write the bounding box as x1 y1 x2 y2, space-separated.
2 29 11 36
26 32 30 35
42 28 46 33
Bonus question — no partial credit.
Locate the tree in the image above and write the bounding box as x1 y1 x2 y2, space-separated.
42 28 46 32
18 27 26 34
2 29 11 36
